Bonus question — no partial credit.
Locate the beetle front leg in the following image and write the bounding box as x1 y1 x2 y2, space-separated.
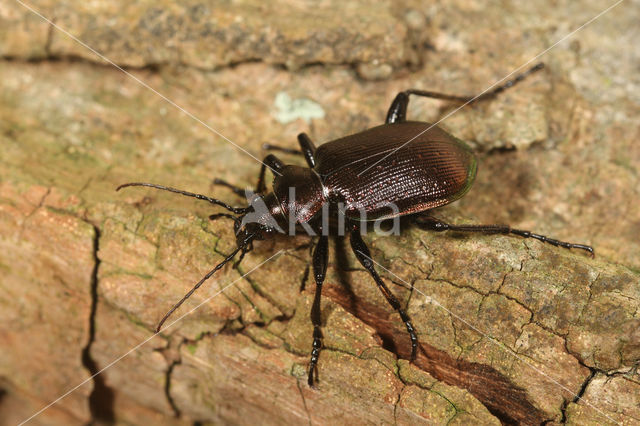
308 235 328 387
255 154 285 194
296 133 317 168
263 133 317 169
415 215 594 256
350 228 418 361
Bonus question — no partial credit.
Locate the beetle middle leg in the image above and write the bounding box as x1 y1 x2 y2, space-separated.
350 228 418 361
211 178 246 196
414 215 594 256
262 144 302 155
386 63 545 124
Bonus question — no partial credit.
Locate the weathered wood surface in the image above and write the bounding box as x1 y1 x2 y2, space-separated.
1 1 639 425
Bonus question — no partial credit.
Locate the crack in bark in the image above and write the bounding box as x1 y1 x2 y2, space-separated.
0 54 165 72
234 270 283 324
576 272 597 325
559 367 596 424
81 224 116 423
295 379 312 426
18 187 51 239
559 336 629 423
0 53 395 82
159 338 185 419
433 390 461 426
394 365 474 426
419 258 609 383
44 20 55 58
392 383 404 426
164 359 181 418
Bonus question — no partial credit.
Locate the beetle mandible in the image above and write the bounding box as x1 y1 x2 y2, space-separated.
117 62 593 387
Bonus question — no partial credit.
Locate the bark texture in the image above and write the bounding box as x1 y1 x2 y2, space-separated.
1 1 639 425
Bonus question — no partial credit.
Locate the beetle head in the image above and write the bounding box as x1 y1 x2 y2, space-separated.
234 191 287 248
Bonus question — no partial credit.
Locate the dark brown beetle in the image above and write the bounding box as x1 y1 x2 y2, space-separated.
118 62 593 387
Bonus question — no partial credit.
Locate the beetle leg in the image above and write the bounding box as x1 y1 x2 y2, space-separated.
256 154 285 194
297 133 317 168
263 143 303 156
308 235 329 387
350 228 418 361
385 92 410 124
263 133 317 169
211 178 246 197
385 63 545 124
415 215 594 256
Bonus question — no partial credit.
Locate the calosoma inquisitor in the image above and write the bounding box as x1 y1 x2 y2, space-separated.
117 62 593 387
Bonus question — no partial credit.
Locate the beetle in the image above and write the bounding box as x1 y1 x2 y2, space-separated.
117 62 593 387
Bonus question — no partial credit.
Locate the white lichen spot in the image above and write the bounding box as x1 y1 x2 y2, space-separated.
273 92 325 124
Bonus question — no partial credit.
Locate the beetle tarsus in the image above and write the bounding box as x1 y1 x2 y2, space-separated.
510 229 594 256
415 216 594 256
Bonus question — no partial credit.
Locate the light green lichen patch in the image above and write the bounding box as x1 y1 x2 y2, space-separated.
273 92 325 124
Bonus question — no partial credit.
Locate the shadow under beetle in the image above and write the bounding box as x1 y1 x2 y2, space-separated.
117 62 593 387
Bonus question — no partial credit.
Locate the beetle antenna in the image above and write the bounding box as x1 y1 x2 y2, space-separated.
117 182 249 214
208 213 237 221
155 244 245 333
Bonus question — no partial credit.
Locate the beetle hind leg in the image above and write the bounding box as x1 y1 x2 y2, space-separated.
350 228 418 361
415 215 594 256
385 63 545 124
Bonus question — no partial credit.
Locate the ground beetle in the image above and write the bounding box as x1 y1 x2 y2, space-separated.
117 62 593 387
